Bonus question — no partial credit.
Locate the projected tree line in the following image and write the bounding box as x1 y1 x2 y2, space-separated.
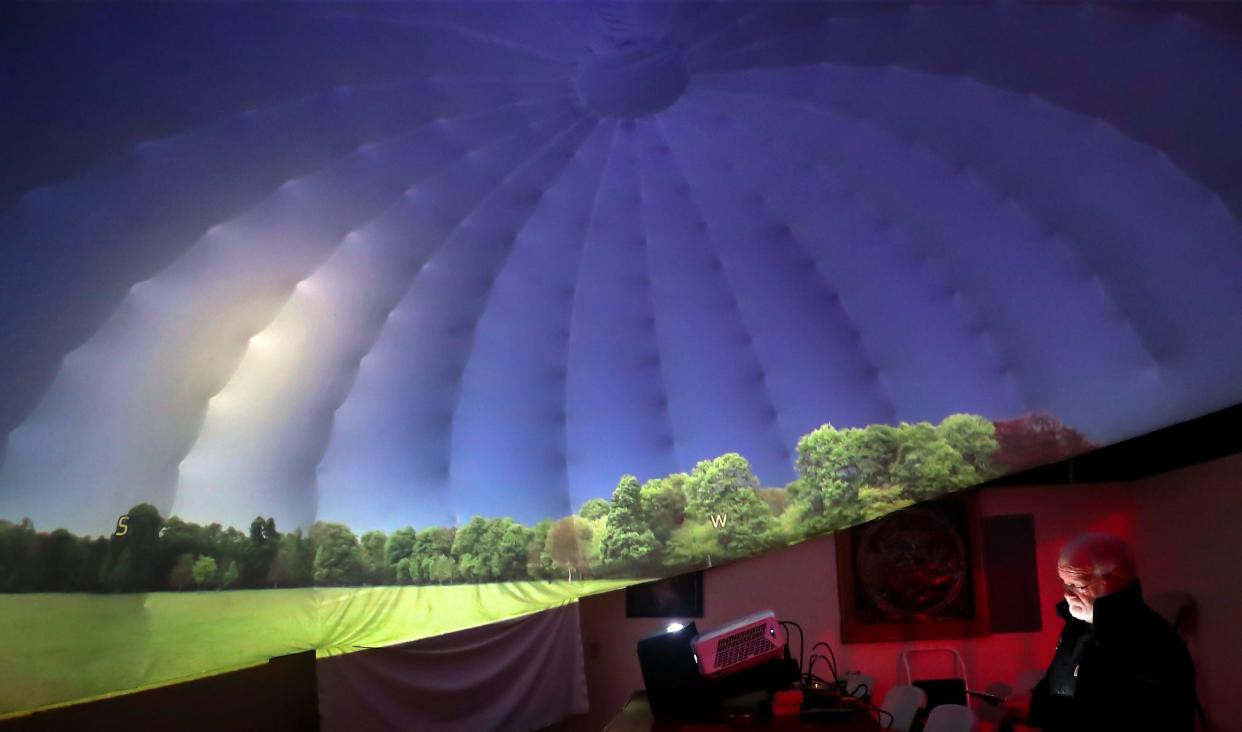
0 412 1088 593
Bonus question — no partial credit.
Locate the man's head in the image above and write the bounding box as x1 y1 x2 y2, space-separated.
1056 533 1136 623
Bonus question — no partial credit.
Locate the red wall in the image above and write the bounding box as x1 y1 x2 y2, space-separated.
567 453 1242 731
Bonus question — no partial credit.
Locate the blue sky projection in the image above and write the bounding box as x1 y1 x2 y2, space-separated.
1 2 1241 534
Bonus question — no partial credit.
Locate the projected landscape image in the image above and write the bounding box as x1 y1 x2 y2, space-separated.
3 412 1088 593
3 0 1242 718
0 411 1089 713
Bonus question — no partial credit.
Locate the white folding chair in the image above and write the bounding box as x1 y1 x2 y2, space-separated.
923 703 977 732
880 684 927 732
899 648 970 711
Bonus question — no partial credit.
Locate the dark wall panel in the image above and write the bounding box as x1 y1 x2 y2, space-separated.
983 514 1042 634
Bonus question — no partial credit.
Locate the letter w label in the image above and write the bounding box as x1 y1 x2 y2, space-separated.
709 513 728 528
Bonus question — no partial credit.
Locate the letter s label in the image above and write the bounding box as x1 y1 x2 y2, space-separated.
115 515 129 537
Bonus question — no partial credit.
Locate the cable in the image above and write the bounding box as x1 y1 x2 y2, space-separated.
810 641 839 683
806 654 839 689
778 620 805 675
848 681 871 702
806 654 826 681
869 706 894 729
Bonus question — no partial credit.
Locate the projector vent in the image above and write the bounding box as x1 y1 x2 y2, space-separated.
714 625 773 669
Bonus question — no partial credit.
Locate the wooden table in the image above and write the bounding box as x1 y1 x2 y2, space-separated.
605 691 885 732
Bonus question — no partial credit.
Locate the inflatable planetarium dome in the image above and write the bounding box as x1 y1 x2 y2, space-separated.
1 0 1241 721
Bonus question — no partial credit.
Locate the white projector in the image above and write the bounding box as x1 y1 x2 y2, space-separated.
692 610 785 677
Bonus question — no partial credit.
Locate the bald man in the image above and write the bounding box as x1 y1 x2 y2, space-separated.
1003 533 1199 732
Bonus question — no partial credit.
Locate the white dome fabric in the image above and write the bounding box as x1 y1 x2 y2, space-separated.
1 1 1241 714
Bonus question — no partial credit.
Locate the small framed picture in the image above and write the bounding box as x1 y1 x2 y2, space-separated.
625 571 704 618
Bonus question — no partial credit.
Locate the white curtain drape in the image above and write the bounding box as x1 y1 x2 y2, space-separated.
318 603 589 731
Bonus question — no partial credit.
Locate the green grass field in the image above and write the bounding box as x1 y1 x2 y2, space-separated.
0 579 635 716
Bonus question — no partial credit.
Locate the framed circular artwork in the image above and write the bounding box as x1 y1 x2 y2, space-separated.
836 493 990 642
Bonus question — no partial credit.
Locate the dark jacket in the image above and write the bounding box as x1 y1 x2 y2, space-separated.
1027 579 1197 732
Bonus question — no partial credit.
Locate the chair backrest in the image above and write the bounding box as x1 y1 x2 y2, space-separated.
913 678 967 709
880 684 928 732
899 648 968 687
899 648 969 710
923 703 977 732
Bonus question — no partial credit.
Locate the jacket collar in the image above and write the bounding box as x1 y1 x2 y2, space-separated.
1054 578 1145 638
